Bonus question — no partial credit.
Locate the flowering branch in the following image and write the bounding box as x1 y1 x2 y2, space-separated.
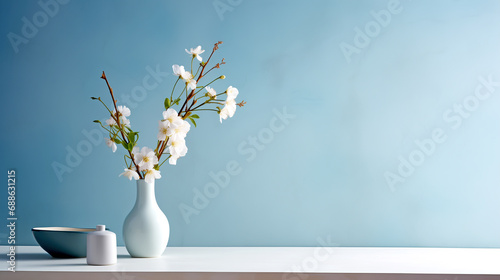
93 42 245 184
100 72 144 179
179 41 223 117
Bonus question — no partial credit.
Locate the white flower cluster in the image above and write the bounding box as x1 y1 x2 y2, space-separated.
120 146 161 184
173 64 197 91
105 105 132 154
173 45 240 123
106 105 131 127
219 86 239 123
159 108 190 165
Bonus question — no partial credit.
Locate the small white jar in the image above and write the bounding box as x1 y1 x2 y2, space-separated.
87 225 117 265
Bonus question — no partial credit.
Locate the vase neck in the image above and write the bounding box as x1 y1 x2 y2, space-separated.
135 180 158 207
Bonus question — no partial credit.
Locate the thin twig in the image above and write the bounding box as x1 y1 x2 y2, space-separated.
101 71 143 179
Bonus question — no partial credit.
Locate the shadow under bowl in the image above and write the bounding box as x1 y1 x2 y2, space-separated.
32 227 98 258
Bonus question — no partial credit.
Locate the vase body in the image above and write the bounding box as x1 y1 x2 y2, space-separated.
87 225 117 265
123 179 169 258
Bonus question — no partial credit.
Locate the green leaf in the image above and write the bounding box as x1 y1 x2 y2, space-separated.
188 116 197 127
174 98 181 105
127 142 135 151
121 142 129 150
190 114 199 119
127 131 139 144
127 131 135 142
113 138 122 145
164 97 171 110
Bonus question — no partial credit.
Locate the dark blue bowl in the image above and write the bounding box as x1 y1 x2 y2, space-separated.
32 227 97 258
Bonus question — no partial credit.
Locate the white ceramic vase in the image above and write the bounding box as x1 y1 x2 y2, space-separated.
123 179 169 258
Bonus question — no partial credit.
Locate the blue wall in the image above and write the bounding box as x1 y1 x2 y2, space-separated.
1 0 500 247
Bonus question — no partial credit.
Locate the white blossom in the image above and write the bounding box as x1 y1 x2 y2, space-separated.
105 138 117 153
162 108 183 125
116 105 131 117
167 119 190 140
105 117 116 126
186 79 197 91
105 114 130 128
205 86 216 98
180 70 192 81
226 86 239 100
144 169 161 184
157 120 169 141
219 99 237 123
180 71 197 90
106 106 132 127
120 118 131 127
120 168 140 180
168 138 188 158
134 146 159 171
172 64 186 77
185 45 205 62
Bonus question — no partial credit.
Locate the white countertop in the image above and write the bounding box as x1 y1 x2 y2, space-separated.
1 246 500 275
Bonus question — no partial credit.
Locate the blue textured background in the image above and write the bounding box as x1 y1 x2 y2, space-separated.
1 0 500 247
